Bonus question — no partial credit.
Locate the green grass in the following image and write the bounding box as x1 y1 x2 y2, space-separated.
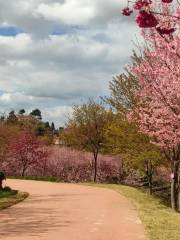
85 183 180 240
8 176 60 182
0 189 29 210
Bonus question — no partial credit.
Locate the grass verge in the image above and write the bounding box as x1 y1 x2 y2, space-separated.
85 183 180 240
0 189 29 210
8 176 59 182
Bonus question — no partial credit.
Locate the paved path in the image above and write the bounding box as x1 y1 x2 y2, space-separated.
0 180 145 240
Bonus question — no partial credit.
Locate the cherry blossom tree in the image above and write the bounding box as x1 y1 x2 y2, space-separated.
7 132 48 177
43 147 120 183
121 0 180 211
130 23 180 210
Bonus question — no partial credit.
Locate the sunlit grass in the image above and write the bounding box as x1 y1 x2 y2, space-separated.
0 190 28 210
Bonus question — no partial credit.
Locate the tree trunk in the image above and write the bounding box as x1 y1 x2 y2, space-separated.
148 174 153 195
93 151 98 183
171 162 179 211
145 160 153 195
42 159 47 176
21 167 26 177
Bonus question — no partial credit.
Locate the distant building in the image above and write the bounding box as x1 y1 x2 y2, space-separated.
53 137 64 145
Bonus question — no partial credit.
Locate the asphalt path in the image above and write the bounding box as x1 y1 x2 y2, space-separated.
0 179 145 240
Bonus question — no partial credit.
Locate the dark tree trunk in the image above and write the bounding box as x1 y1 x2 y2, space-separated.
171 161 179 211
145 160 154 195
148 174 153 195
42 159 47 176
93 151 98 183
21 167 26 177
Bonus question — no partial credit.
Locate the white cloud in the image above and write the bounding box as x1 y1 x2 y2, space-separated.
0 34 32 51
0 93 11 102
43 106 73 126
0 0 141 126
35 1 96 25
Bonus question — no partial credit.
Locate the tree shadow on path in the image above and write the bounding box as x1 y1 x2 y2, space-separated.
0 194 75 238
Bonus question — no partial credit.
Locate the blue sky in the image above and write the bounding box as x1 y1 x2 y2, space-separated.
0 26 23 36
0 0 140 126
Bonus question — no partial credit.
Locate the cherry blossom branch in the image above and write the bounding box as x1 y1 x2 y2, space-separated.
150 11 180 20
140 51 180 116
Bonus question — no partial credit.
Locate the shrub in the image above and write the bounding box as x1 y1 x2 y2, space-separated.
4 146 122 183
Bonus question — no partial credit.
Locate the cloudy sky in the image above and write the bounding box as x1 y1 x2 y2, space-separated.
0 0 140 127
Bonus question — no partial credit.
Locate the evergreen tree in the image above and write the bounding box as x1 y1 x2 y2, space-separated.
7 111 18 124
30 109 42 120
51 122 55 132
19 109 25 115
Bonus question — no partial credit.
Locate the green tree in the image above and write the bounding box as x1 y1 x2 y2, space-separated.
104 52 164 194
51 122 55 132
105 72 139 115
6 111 18 125
30 109 42 120
18 109 25 115
44 122 50 129
104 52 140 116
63 100 112 182
105 118 164 194
35 124 46 136
59 127 64 133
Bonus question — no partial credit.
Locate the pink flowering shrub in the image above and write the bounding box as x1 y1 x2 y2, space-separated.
2 143 121 183
156 167 171 183
1 132 49 177
40 147 121 183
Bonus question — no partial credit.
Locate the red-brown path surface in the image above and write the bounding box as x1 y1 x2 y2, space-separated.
0 179 145 240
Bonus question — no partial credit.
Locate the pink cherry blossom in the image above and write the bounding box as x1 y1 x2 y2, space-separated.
162 0 173 3
136 10 158 28
131 27 180 150
133 0 152 10
122 7 133 16
122 0 179 34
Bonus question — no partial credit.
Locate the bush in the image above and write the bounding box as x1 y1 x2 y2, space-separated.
3 146 122 183
3 186 12 192
0 172 6 181
0 187 18 198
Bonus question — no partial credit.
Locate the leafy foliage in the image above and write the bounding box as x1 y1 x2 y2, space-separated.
104 53 140 115
63 100 113 182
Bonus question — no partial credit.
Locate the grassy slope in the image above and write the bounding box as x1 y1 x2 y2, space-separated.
0 191 29 210
86 184 180 240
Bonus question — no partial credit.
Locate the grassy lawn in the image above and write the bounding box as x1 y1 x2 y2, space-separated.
0 188 28 210
85 183 180 240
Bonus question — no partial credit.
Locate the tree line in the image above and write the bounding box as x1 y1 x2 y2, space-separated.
62 6 180 212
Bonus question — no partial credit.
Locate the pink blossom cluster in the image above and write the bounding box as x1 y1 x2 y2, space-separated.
131 33 180 149
134 0 152 10
2 132 48 177
122 0 179 34
39 147 121 183
1 144 121 183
